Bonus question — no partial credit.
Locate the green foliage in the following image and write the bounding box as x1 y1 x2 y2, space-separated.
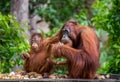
92 0 111 30
74 9 91 26
54 66 68 75
105 0 120 74
92 0 120 74
46 28 60 37
30 0 88 28
0 13 29 73
0 0 11 14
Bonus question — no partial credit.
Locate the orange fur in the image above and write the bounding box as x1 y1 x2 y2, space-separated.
49 21 100 79
23 33 54 76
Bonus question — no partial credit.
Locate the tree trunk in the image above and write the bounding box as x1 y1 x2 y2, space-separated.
85 0 95 20
11 0 30 39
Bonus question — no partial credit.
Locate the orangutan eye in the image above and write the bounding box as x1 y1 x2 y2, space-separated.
63 26 70 34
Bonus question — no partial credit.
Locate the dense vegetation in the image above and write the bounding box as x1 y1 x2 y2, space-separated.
92 0 120 74
0 13 29 73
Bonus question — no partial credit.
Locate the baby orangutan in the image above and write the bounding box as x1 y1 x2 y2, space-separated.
22 33 67 77
22 33 55 77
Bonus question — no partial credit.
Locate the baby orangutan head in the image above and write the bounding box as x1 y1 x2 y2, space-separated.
30 33 43 52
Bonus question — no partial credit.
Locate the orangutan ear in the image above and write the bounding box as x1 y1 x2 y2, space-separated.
68 19 78 25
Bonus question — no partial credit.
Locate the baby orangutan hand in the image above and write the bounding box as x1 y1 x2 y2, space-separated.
21 52 30 60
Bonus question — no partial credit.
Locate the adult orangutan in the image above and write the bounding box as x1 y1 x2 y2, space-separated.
22 33 56 77
48 20 100 79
